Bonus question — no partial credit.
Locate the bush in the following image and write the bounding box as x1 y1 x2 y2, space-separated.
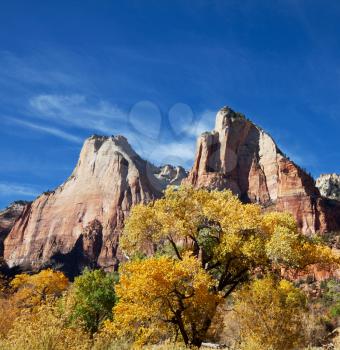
321 278 340 317
66 268 118 334
234 276 307 350
0 303 91 350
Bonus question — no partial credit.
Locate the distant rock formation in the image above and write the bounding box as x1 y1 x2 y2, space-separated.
155 165 188 187
316 174 340 201
3 135 186 275
183 106 340 234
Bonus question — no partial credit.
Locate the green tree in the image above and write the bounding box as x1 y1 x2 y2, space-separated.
68 268 117 334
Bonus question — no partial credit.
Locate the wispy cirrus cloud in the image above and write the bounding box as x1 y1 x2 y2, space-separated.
6 117 83 144
24 93 219 167
29 94 127 134
146 141 197 166
183 109 216 137
0 50 84 90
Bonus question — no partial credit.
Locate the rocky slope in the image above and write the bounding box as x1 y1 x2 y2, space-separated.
183 106 340 234
3 135 186 275
316 174 340 201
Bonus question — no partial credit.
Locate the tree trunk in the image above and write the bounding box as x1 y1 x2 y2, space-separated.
175 311 189 345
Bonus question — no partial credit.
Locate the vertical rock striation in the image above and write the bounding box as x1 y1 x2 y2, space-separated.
3 106 339 274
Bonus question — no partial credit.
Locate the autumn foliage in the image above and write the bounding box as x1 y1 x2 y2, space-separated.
122 187 338 280
10 268 69 308
234 276 307 350
115 186 338 347
106 254 221 346
0 186 338 349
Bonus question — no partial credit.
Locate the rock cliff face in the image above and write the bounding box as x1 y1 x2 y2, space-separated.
3 135 186 274
183 107 340 234
0 201 28 257
316 174 340 201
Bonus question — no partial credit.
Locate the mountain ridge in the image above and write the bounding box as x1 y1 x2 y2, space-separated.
1 106 339 275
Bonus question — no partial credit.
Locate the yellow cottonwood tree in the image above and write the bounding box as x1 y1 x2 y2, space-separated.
121 186 338 298
105 255 221 347
10 268 69 308
116 186 339 346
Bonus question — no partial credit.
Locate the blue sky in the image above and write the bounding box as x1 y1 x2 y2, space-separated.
1 0 340 208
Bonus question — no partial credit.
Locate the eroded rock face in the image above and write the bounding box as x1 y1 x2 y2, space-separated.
0 201 29 256
316 174 340 201
4 135 182 274
183 107 340 234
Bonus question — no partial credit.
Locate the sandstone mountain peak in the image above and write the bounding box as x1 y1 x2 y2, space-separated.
155 164 188 187
85 134 137 155
184 107 340 234
214 106 246 131
2 135 186 275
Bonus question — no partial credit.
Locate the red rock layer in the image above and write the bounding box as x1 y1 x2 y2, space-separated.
3 107 340 275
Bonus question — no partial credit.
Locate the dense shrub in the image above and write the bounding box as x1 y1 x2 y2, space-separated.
234 276 307 350
66 268 118 334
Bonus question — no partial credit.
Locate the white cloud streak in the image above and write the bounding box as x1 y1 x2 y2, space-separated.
29 94 126 134
27 93 217 167
25 93 218 168
147 141 197 165
8 118 83 144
